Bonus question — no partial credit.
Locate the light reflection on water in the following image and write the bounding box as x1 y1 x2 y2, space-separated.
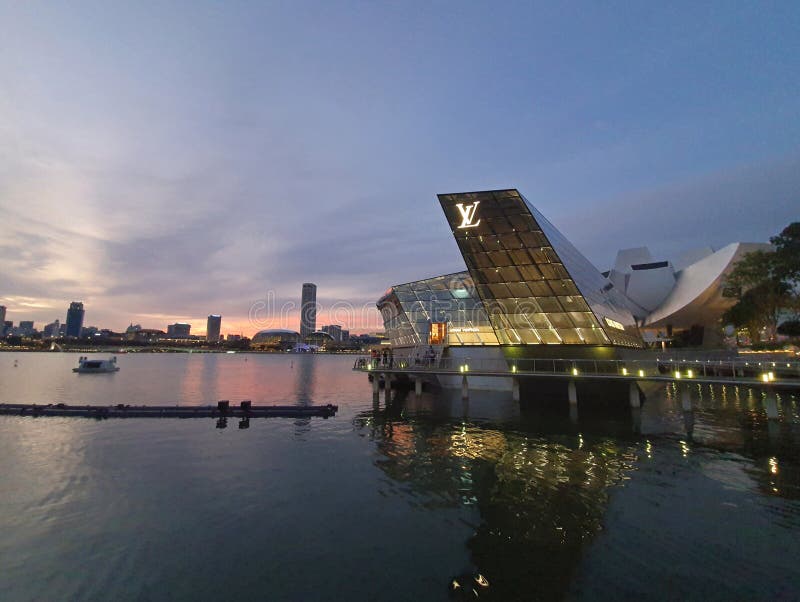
0 353 799 601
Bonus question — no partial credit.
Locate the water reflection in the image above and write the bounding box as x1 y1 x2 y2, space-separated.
355 382 800 600
355 392 640 599
294 354 316 404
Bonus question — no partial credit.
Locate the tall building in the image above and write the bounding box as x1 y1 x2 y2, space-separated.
18 321 35 336
321 324 343 341
0 306 6 327
65 302 85 337
167 323 191 338
206 315 222 342
43 320 61 338
300 283 317 340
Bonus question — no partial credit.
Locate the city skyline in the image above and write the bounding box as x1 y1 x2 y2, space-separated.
1 3 798 334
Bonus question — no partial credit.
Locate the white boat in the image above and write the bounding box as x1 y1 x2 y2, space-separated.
73 356 120 373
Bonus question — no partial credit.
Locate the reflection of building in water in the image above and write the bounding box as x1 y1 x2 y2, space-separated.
294 353 316 404
354 404 638 599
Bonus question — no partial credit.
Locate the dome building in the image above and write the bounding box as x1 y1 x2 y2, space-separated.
304 330 335 348
251 329 301 350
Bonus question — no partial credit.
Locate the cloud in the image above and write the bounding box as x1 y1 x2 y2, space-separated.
552 154 800 269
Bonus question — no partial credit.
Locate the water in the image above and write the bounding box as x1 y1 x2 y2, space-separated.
1 352 799 601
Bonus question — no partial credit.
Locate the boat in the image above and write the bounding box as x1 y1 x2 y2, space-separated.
73 356 120 374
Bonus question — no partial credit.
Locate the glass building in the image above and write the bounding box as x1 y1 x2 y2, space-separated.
379 189 643 352
65 301 85 338
378 272 499 348
206 314 222 342
300 283 317 340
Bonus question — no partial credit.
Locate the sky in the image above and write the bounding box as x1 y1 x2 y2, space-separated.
1 1 798 336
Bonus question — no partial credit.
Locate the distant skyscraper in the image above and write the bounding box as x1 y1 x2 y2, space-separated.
0 306 6 327
65 302 85 337
206 315 222 342
300 283 317 340
18 321 35 336
321 324 343 341
43 320 61 338
167 323 191 338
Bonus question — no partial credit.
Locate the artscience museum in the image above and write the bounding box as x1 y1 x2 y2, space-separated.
378 189 767 368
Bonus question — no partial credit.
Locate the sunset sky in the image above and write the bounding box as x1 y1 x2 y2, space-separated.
1 2 798 336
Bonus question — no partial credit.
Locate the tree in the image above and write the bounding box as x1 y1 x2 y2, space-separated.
723 227 799 342
771 222 800 284
777 319 800 337
722 281 788 342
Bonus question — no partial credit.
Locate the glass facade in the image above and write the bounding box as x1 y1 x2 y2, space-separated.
437 190 642 348
377 272 500 347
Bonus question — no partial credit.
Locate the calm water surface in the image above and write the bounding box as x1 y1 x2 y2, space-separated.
0 353 799 601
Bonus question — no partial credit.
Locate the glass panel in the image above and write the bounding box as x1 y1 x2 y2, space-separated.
529 313 552 329
508 249 532 265
518 264 543 280
537 329 562 344
518 329 541 344
568 311 595 328
499 233 522 249
506 282 531 297
498 265 521 281
557 329 583 344
488 283 511 298
547 313 574 329
535 297 562 312
529 248 548 263
527 280 553 296
473 253 493 268
487 250 512 266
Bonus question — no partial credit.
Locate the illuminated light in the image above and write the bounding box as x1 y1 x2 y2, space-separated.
604 317 626 330
768 371 775 381
674 371 681 379
638 369 644 377
455 202 481 229
761 373 769 382
622 368 628 376
572 367 579 376
474 574 490 588
511 365 517 373
769 457 779 475
687 370 694 378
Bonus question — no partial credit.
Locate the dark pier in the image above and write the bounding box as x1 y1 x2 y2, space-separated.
0 400 338 419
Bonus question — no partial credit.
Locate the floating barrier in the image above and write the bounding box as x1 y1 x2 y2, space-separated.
0 400 338 419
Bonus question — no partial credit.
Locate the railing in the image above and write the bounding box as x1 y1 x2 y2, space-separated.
353 355 800 381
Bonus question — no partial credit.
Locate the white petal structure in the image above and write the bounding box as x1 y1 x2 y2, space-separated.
610 242 771 344
643 243 770 329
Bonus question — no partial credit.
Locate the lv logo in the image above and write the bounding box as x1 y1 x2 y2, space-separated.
455 202 481 229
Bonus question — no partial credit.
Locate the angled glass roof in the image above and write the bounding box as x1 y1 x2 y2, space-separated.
437 189 643 348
